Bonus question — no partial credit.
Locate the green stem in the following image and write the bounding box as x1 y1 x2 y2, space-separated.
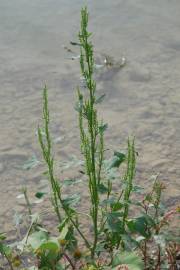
78 7 100 257
22 187 32 216
38 86 62 223
55 185 91 251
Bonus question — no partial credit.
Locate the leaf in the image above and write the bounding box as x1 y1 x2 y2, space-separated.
39 238 59 253
62 194 81 207
121 234 139 250
58 218 68 232
98 183 109 194
100 197 116 207
35 192 47 199
28 231 48 250
112 201 123 211
99 123 108 134
59 224 69 240
0 243 12 257
127 215 155 238
0 232 6 241
95 94 106 104
106 212 124 233
56 265 64 270
112 252 143 270
70 41 81 46
59 224 77 249
108 151 126 169
74 101 83 113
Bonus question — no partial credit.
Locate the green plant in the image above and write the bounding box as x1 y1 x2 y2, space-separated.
0 6 179 270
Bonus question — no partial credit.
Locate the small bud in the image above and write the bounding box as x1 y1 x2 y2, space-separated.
12 256 21 267
73 248 82 259
58 238 68 246
35 248 42 257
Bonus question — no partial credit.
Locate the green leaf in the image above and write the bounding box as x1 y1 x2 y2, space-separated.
112 252 143 270
106 212 124 233
62 194 81 207
56 264 65 270
28 231 48 250
121 234 139 250
99 123 108 134
0 232 6 241
74 94 83 113
108 151 126 169
95 94 106 104
70 41 81 46
98 183 109 194
39 238 59 253
101 197 124 210
59 224 69 240
127 215 155 238
112 201 123 211
0 243 12 257
35 192 47 199
58 218 68 232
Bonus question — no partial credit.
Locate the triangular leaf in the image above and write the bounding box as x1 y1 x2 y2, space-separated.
95 94 106 104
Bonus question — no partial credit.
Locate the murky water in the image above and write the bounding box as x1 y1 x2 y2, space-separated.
0 0 180 233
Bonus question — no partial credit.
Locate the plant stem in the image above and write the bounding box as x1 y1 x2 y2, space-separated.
63 253 76 270
54 182 92 251
4 253 14 270
78 7 102 257
122 138 136 229
22 187 32 216
38 86 62 223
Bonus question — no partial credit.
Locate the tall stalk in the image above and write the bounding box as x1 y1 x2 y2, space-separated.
122 138 136 229
38 86 62 223
77 7 105 257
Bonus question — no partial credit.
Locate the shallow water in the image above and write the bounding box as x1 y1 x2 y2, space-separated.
0 0 180 233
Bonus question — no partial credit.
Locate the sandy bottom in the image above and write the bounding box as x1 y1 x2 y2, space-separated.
0 0 180 236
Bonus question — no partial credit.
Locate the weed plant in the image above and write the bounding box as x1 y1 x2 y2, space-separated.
0 7 179 270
